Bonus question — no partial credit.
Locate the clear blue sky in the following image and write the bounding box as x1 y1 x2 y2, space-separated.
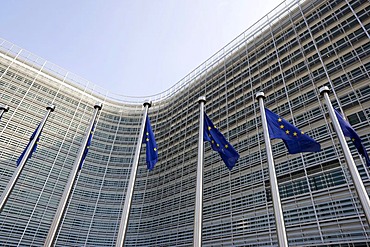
0 0 280 97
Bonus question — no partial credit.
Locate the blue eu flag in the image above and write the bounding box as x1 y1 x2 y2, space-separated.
17 124 41 166
79 124 95 170
143 115 158 170
334 109 370 166
204 113 239 170
265 108 321 154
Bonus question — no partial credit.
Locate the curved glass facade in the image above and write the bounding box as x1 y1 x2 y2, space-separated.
1 0 370 246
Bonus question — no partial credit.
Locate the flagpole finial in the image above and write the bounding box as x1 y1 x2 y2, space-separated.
143 101 152 108
198 96 206 104
256 92 265 100
0 105 9 112
46 104 56 112
94 102 103 110
319 86 330 95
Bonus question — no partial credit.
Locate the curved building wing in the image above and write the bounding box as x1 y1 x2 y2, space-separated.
1 0 370 246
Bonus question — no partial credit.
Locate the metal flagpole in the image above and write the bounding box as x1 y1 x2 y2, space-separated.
44 102 102 247
116 101 151 247
0 104 55 213
194 96 206 247
320 86 370 225
0 105 10 120
256 92 288 247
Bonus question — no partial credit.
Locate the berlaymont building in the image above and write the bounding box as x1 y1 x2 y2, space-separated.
1 0 370 246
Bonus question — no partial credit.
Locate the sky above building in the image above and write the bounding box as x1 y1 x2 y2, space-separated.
1 0 281 97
